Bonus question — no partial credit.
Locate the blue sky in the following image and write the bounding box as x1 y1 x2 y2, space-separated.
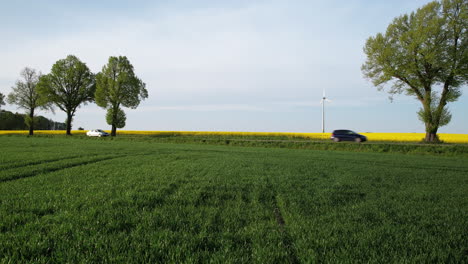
1 0 466 133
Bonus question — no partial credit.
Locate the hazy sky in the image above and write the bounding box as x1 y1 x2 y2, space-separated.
1 0 466 133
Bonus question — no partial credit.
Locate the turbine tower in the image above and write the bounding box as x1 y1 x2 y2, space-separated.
320 89 331 133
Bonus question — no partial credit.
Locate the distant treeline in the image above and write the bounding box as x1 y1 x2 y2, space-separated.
0 110 65 130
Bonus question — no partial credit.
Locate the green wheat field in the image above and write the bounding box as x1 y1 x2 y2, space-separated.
1 136 467 263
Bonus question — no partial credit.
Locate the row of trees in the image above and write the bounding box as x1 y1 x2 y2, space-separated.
2 55 148 136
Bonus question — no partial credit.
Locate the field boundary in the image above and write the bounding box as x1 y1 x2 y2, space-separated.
128 137 468 157
2 134 468 156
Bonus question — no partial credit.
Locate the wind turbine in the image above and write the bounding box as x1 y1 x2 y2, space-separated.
320 89 331 133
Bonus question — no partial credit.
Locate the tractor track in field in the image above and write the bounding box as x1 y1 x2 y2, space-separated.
265 178 300 264
0 155 84 171
0 154 129 183
134 179 188 211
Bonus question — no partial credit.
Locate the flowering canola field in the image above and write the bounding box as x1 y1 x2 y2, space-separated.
1 130 467 143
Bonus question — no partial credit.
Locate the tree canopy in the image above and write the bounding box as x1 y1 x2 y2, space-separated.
95 56 148 136
37 55 95 135
7 67 50 135
362 0 467 142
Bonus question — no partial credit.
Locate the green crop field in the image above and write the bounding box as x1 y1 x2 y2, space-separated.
1 136 467 263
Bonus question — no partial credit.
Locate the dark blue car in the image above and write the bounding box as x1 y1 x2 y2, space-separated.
331 129 367 143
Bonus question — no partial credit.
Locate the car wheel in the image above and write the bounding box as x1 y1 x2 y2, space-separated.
333 138 340 142
355 137 362 143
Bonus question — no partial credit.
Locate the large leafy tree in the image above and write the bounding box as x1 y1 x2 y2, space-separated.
7 67 51 135
362 0 467 142
37 55 95 135
95 56 148 136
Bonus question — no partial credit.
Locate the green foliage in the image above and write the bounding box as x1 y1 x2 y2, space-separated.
362 0 467 140
417 91 452 127
0 110 26 129
7 68 44 111
37 55 95 134
95 56 147 109
23 114 34 129
0 136 467 262
95 56 147 134
106 107 126 128
0 110 65 130
418 107 451 128
7 68 51 134
0 92 5 109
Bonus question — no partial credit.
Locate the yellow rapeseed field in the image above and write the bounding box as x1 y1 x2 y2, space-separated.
0 130 467 143
118 130 331 140
360 133 468 143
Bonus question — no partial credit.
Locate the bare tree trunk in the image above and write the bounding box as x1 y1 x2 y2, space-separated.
424 132 438 142
29 109 34 136
66 113 72 135
111 106 118 137
424 123 439 143
421 95 440 143
111 124 117 137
